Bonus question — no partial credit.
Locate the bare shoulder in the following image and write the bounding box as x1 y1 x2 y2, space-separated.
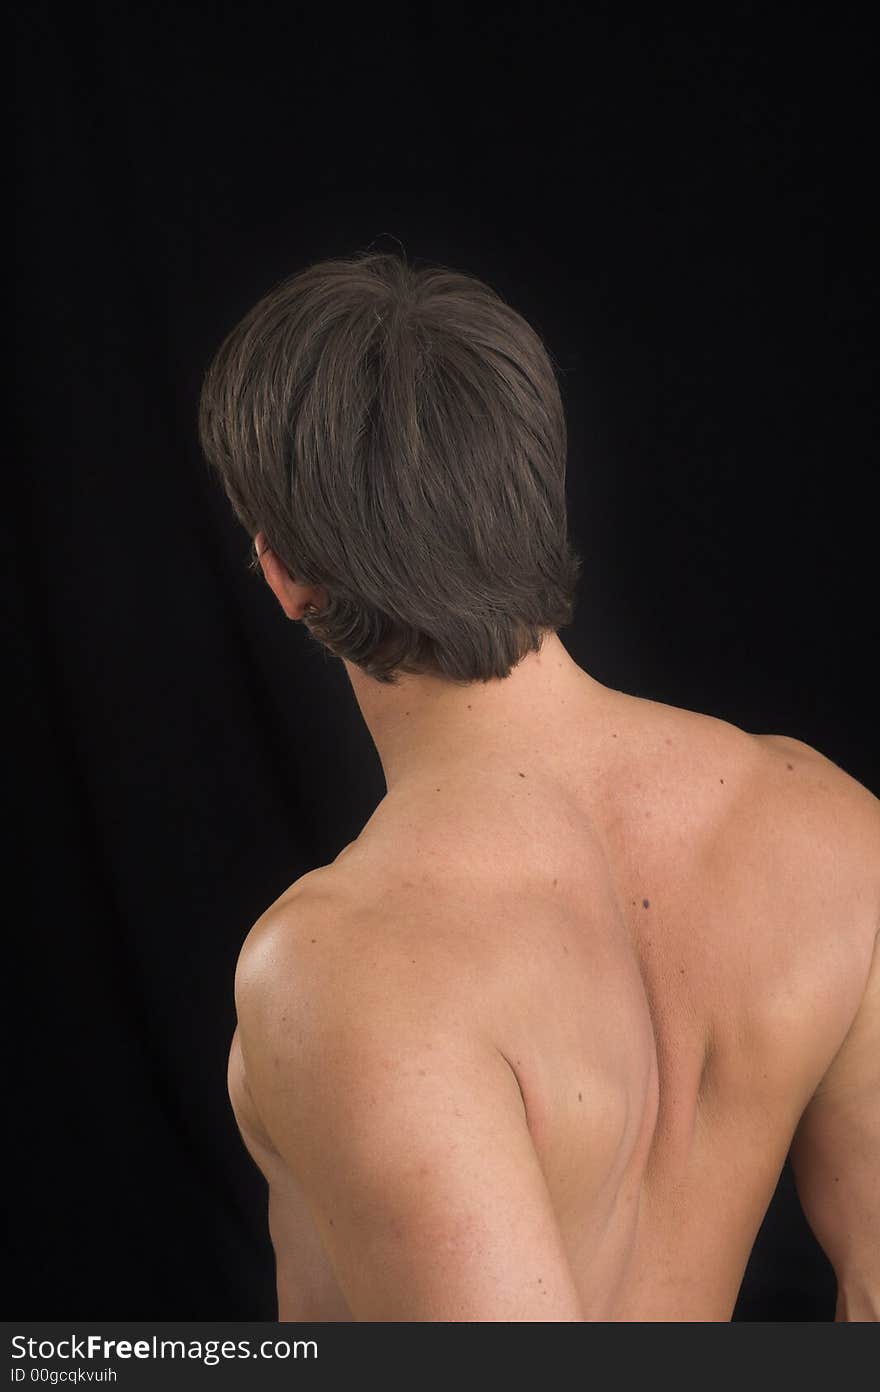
751 730 880 878
755 727 874 793
232 854 478 1044
233 866 363 1012
742 730 880 1067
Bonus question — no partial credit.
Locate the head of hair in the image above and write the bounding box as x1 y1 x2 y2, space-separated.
198 249 581 684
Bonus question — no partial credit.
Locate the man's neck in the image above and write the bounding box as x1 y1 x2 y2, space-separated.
342 631 607 792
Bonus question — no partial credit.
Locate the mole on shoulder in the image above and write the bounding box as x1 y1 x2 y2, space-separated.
578 1091 582 1101
612 732 618 738
642 898 650 909
310 938 317 944
436 786 441 792
518 771 526 778
786 762 794 770
719 778 724 784
552 878 558 887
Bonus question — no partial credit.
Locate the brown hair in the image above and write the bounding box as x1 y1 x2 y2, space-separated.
198 250 581 684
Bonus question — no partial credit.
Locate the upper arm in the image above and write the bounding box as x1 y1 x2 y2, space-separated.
789 925 880 1310
234 912 585 1322
788 776 880 1316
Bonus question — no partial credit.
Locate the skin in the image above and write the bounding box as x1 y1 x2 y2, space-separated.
227 535 880 1321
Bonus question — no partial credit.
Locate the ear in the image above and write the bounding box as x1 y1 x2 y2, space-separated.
254 533 327 621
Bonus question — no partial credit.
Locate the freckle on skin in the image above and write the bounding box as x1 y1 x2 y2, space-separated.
612 732 618 738
552 878 558 887
310 938 317 943
719 778 724 784
578 1091 582 1101
642 898 650 909
436 787 441 792
518 771 526 778
786 763 793 770
418 1069 426 1076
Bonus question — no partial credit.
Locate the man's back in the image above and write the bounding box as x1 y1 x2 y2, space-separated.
229 687 880 1320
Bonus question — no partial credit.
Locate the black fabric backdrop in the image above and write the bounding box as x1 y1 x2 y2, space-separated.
11 3 877 1319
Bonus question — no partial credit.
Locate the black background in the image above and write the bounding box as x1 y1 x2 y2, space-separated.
11 2 877 1319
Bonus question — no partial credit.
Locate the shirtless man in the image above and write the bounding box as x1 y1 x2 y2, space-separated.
200 251 879 1321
